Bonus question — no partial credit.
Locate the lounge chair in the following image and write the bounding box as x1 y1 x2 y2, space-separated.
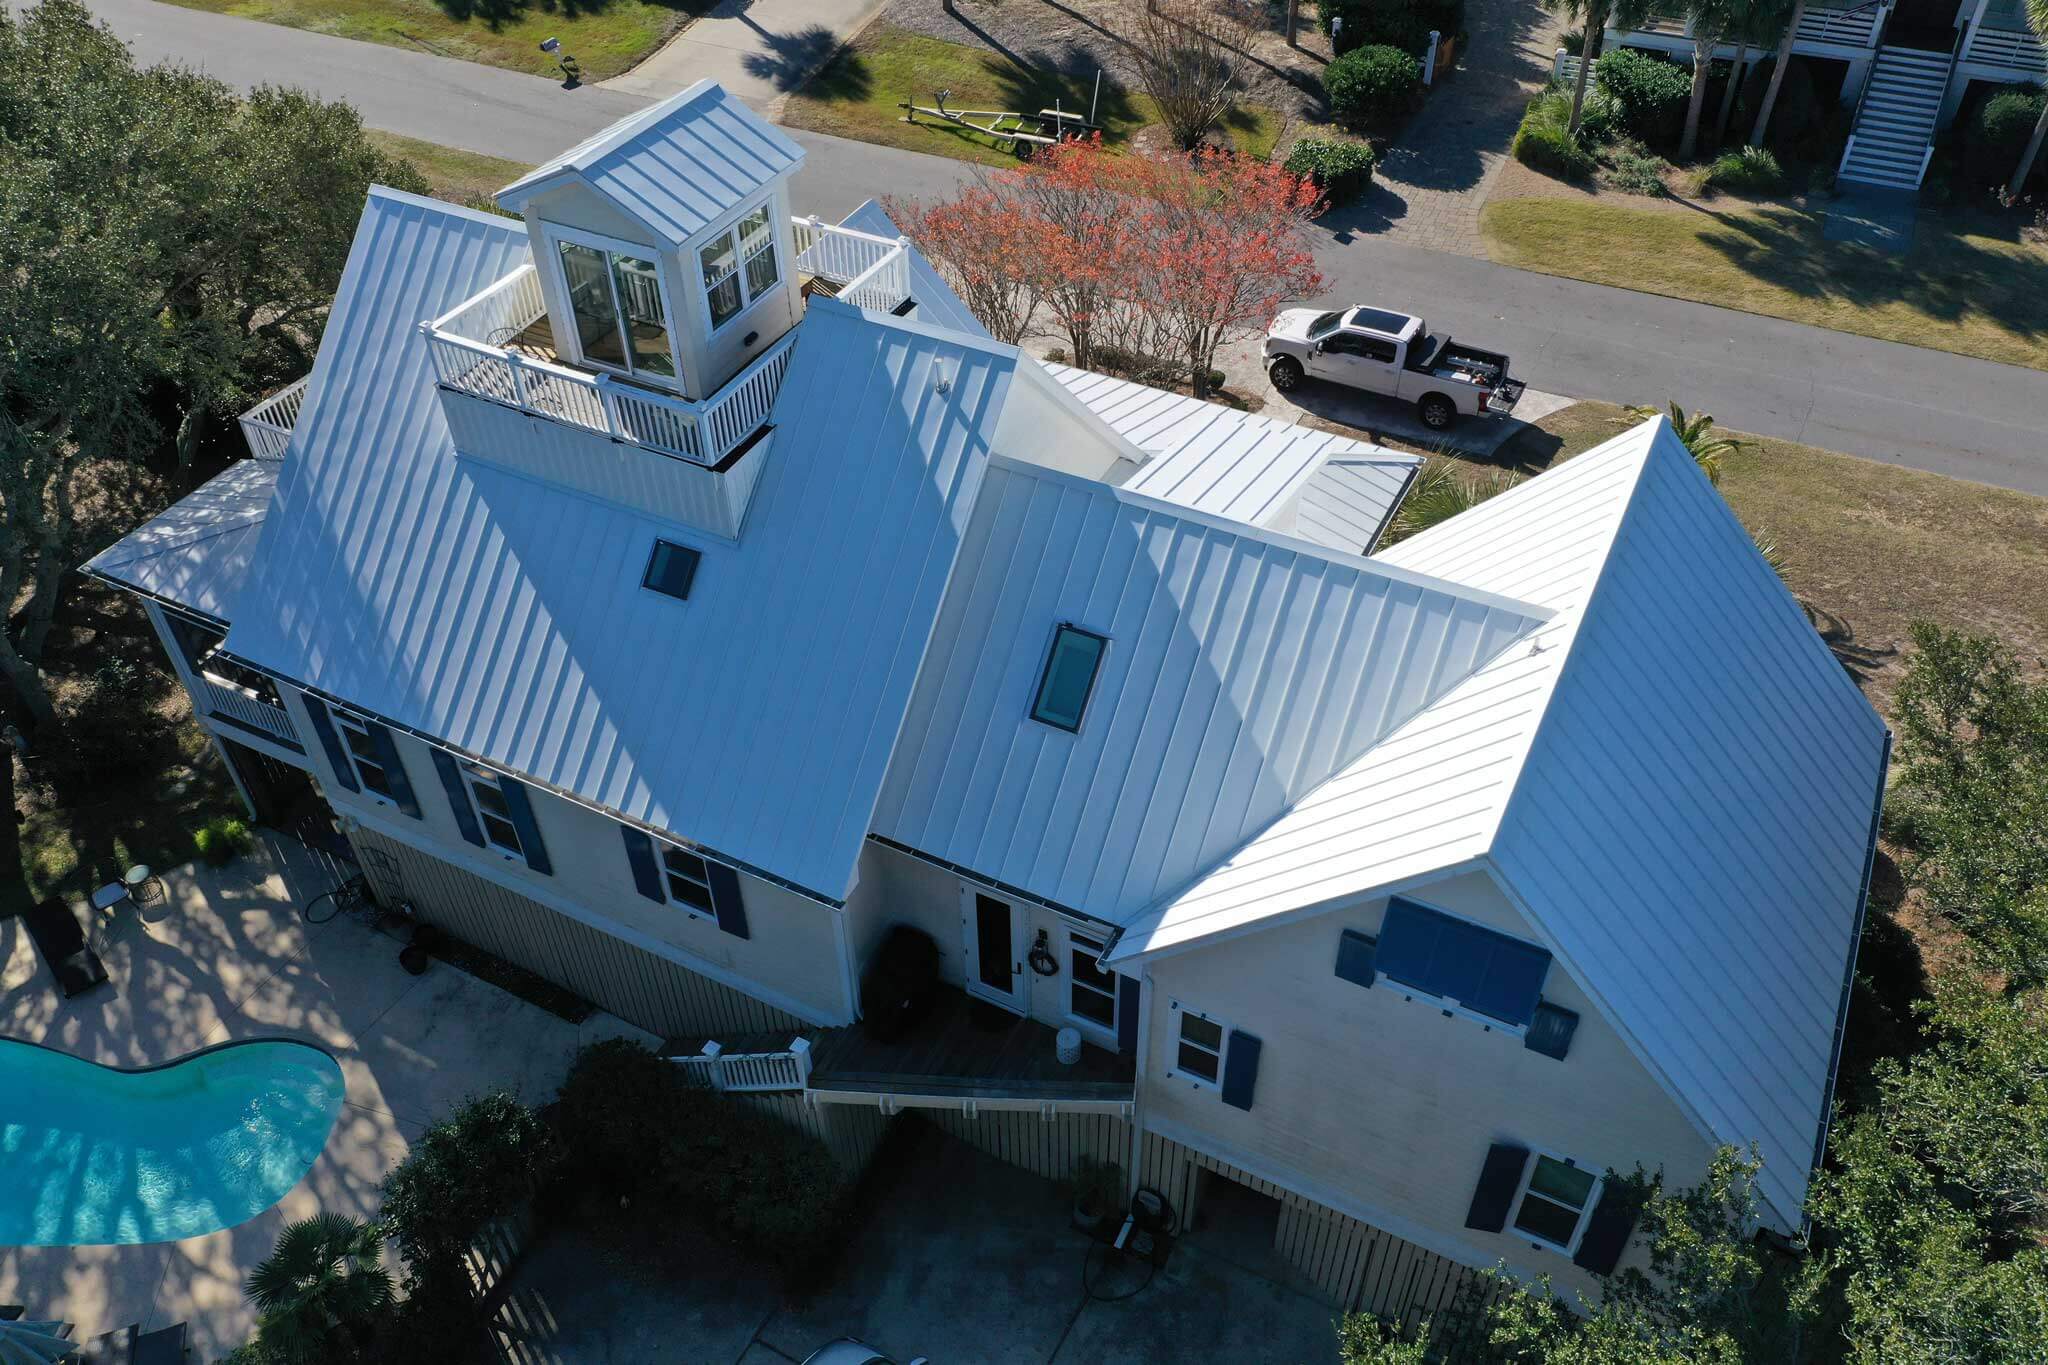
23 896 110 999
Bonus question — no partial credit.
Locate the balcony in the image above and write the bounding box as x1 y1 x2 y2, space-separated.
195 668 301 750
1962 17 2046 73
238 375 310 461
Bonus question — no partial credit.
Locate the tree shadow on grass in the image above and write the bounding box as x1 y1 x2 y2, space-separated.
740 23 849 93
1692 204 2048 345
1804 602 1900 686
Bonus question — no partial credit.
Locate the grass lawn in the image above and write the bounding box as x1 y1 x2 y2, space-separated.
1480 197 2048 373
1490 401 2048 718
367 129 534 206
782 26 1287 167
164 0 697 81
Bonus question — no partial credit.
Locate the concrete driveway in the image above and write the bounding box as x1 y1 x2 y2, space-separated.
497 1121 1343 1365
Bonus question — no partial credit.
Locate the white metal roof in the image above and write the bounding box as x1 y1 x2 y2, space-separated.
82 459 278 623
1043 363 1418 537
837 200 991 341
496 80 804 247
221 189 1013 904
872 457 1547 923
1114 418 1889 1229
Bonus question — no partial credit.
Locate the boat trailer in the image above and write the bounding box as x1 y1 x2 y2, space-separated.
899 87 1100 154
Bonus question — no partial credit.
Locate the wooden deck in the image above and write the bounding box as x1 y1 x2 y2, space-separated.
808 985 1135 1101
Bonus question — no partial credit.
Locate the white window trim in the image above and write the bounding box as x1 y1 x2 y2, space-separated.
332 708 395 801
1063 927 1119 1048
542 223 686 392
456 761 525 859
1508 1152 1603 1256
653 836 717 922
1166 999 1229 1091
1375 897 1548 1038
696 197 781 338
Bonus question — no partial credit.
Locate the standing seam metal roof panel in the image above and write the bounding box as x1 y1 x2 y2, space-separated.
221 189 1014 904
872 457 1547 924
82 459 279 622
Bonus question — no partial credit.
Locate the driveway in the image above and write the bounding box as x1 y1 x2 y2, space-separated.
0 832 653 1362
494 1121 1344 1365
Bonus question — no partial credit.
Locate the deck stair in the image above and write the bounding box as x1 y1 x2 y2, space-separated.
1838 45 1951 189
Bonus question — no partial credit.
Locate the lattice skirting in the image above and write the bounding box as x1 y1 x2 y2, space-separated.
349 827 801 1040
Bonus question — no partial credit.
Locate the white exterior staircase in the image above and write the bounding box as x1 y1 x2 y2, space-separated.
1838 45 1951 189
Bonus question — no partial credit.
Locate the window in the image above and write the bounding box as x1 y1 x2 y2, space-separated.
1375 897 1552 1029
642 540 701 601
1031 625 1107 732
699 202 780 331
554 236 678 383
334 710 395 800
1067 929 1118 1035
1511 1155 1601 1252
1169 1001 1227 1087
658 842 715 916
460 762 524 856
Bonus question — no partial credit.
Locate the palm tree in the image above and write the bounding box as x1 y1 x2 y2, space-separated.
1626 400 1746 483
2011 0 2048 193
1747 0 1807 146
1679 0 1756 159
1546 0 1658 136
1381 457 1522 547
244 1213 394 1365
1713 0 1787 146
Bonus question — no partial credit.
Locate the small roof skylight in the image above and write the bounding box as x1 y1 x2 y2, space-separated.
643 540 701 601
1031 625 1107 732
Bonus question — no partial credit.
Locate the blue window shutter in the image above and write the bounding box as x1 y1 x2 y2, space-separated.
301 696 358 794
621 826 665 903
1525 1002 1580 1060
430 749 485 848
1335 929 1377 988
1116 975 1142 1054
1220 1030 1261 1111
1465 1143 1530 1232
497 777 552 875
1378 898 1551 1027
705 859 749 940
366 724 420 819
1572 1187 1637 1274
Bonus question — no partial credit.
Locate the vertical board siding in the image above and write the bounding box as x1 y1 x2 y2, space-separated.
351 828 801 1039
730 1093 894 1173
922 1108 1129 1185
1137 1128 1495 1327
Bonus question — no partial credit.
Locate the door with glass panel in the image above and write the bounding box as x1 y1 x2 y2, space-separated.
961 887 1027 1013
553 238 679 385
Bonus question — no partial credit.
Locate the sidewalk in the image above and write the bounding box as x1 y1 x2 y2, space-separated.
604 0 891 107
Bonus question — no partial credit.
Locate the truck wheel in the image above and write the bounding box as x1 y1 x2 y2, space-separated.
1417 394 1456 430
1268 357 1304 392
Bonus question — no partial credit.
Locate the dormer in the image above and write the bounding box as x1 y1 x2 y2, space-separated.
495 80 806 401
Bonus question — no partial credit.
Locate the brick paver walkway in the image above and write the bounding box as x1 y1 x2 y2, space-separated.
1362 0 1566 256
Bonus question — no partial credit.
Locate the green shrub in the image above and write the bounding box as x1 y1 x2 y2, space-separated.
381 1091 556 1287
1738 56 1821 153
1512 90 1596 179
1595 47 1692 150
1964 87 2046 189
1284 135 1378 203
551 1040 848 1275
1577 85 1624 144
1326 45 1423 128
1319 0 1465 56
1703 145 1784 194
194 815 253 867
1603 143 1669 195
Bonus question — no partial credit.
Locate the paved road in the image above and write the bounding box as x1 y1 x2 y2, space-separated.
69 0 2048 494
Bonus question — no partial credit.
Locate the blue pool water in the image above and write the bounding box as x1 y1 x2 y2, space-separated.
0 1037 345 1247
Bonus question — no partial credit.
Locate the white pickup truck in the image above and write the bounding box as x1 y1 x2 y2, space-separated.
1262 306 1524 431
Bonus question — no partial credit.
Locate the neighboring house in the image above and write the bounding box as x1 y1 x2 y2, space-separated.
86 82 1890 1325
1599 0 2043 189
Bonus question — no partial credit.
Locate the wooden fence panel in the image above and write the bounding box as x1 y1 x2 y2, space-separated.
922 1108 1129 1185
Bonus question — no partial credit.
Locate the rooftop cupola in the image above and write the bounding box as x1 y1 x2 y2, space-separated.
495 80 807 402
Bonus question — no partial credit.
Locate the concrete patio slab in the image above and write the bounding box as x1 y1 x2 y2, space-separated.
1 830 655 1359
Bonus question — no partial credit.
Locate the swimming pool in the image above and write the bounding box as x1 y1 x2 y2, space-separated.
0 1037 346 1247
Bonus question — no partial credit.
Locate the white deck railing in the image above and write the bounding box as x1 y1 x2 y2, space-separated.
196 672 299 745
794 217 913 311
670 1037 811 1093
1796 1 1887 48
1962 21 2046 72
238 376 311 461
424 262 800 467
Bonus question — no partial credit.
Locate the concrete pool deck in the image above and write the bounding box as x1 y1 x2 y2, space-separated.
0 831 654 1361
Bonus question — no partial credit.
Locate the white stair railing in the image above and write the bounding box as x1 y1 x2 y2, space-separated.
670 1037 812 1093
237 376 311 460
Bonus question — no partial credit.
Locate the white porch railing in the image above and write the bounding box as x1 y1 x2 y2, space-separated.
1796 1 1887 48
793 217 912 310
1962 21 2046 72
238 376 311 461
670 1037 812 1093
424 263 800 467
196 672 299 745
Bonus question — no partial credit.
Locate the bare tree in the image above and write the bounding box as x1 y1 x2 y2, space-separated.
1119 0 1261 151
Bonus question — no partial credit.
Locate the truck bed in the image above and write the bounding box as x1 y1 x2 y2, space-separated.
1430 341 1509 389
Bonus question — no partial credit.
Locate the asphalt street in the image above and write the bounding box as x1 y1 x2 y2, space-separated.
61 0 2048 494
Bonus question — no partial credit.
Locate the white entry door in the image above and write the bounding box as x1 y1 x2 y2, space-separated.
961 887 1028 1013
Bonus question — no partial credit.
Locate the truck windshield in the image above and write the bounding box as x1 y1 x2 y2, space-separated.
1307 311 1345 338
